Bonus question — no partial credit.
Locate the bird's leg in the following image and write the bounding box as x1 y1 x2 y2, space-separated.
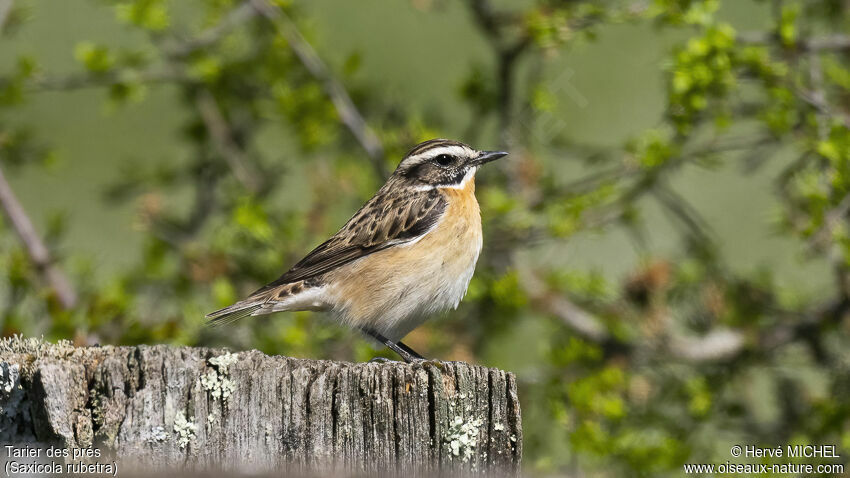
361 328 425 363
395 340 425 360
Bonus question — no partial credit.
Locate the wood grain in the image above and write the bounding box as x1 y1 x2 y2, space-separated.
0 341 521 474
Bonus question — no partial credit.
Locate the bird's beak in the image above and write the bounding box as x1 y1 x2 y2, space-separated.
473 150 508 166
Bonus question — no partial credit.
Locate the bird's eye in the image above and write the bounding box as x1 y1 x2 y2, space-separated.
434 154 454 167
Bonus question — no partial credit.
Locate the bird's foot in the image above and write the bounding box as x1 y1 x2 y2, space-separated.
368 356 399 363
416 359 445 371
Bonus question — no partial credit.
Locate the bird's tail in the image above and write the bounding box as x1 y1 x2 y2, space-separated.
205 294 269 327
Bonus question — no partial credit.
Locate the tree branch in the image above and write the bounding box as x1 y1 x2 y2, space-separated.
735 32 850 128
523 271 611 343
25 0 259 93
794 86 850 129
806 192 850 271
653 183 715 247
667 329 746 362
520 268 751 363
466 0 531 146
167 1 259 57
0 165 77 309
527 253 850 365
739 32 850 51
195 89 263 193
0 0 13 34
28 68 190 92
249 0 387 178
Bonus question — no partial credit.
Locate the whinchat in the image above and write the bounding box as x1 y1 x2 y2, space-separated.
207 139 508 362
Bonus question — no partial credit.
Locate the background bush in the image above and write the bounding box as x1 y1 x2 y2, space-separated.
1 0 850 475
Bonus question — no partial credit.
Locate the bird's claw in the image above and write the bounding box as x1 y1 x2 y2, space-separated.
412 359 445 370
368 356 443 370
369 356 398 363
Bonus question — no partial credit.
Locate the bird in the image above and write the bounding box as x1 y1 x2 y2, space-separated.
206 139 508 362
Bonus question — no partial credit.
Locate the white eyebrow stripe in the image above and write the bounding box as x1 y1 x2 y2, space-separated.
409 145 472 163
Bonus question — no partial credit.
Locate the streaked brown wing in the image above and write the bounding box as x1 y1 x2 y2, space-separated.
252 188 446 294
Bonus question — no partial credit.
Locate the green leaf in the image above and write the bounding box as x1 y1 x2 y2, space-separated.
778 3 800 48
115 0 170 31
212 278 236 307
74 42 115 73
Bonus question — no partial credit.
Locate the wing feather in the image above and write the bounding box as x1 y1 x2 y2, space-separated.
251 188 446 294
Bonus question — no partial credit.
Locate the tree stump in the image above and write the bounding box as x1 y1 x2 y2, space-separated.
0 338 521 474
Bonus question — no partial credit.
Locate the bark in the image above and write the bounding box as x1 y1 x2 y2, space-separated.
0 167 77 309
0 339 521 474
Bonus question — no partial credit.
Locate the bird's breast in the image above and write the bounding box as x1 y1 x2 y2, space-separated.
325 178 483 341
436 176 483 262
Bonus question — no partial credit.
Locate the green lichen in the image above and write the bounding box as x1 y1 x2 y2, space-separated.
173 412 196 449
199 352 238 405
89 394 104 428
443 415 483 463
0 336 83 379
145 426 169 444
0 335 76 357
208 352 239 372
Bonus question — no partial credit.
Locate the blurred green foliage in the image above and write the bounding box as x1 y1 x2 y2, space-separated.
2 0 850 475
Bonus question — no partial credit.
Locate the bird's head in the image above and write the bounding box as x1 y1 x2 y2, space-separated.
392 139 508 188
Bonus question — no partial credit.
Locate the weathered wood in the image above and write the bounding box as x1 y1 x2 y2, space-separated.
0 338 521 473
